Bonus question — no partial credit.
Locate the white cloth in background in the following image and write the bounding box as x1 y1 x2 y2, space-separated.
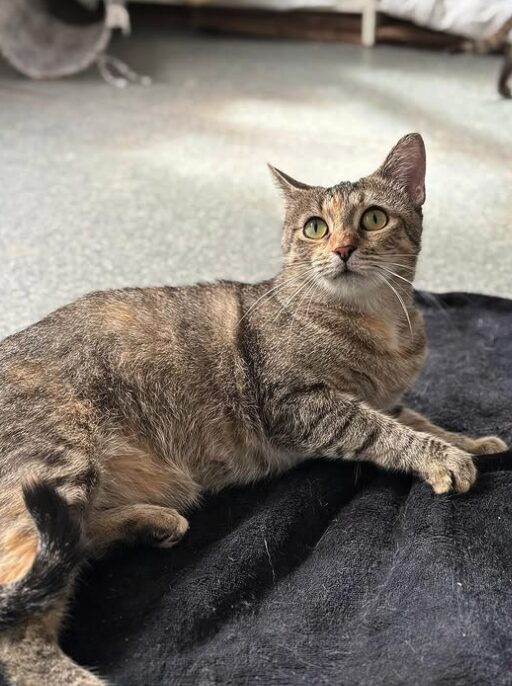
379 0 512 40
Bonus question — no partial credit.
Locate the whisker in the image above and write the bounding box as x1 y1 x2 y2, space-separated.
358 258 416 272
378 262 416 272
374 272 413 336
304 277 319 320
418 291 457 331
282 276 320 349
383 271 458 332
281 274 318 309
365 260 417 269
373 254 418 258
273 273 318 322
237 268 315 323
373 265 414 287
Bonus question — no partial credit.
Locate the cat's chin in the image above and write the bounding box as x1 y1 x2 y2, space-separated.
319 272 381 308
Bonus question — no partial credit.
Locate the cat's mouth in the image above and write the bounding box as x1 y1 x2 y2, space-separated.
330 264 360 279
319 263 372 295
321 255 364 281
314 258 370 293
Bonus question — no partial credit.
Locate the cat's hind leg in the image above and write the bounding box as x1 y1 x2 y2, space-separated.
88 504 189 553
394 407 507 455
87 431 199 554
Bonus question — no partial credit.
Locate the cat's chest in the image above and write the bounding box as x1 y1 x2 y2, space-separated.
322 315 426 409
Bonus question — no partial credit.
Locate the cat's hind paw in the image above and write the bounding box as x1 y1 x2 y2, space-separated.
471 436 508 455
131 506 189 548
148 512 189 548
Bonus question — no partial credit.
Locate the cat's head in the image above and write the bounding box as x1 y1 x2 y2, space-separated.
270 133 426 307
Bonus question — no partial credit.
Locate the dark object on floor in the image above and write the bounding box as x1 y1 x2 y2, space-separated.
0 0 127 79
498 44 512 98
462 15 512 98
59 291 512 686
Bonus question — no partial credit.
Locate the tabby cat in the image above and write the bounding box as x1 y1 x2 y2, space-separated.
0 134 506 685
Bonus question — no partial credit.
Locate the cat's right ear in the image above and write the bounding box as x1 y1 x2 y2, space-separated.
268 164 311 201
376 133 426 207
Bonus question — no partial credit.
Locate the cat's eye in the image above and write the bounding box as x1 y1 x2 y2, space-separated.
303 217 329 240
361 207 388 232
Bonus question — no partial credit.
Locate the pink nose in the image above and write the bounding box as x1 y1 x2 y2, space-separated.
334 245 356 262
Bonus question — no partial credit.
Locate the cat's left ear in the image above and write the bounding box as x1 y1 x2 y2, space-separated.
377 133 426 207
268 164 312 201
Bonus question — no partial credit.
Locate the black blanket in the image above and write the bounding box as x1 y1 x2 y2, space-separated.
62 292 512 686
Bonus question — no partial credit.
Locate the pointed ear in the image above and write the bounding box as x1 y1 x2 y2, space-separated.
268 164 312 200
377 133 426 207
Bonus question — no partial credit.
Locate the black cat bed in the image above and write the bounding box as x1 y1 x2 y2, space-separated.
11 292 512 685
0 0 129 79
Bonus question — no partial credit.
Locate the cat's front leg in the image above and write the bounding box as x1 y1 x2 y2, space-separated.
393 406 508 455
267 385 478 494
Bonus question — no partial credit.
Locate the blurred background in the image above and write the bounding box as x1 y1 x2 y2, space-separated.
0 0 511 338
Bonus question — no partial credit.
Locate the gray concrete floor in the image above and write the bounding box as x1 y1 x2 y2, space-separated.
0 24 511 338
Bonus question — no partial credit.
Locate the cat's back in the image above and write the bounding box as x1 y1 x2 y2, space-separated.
0 281 245 359
0 281 266 428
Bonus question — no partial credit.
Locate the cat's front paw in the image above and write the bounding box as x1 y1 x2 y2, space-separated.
471 436 508 455
420 446 476 494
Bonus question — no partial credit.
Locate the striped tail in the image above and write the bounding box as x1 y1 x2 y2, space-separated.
0 482 83 631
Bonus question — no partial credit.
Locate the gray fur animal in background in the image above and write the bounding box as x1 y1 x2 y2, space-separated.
0 134 507 685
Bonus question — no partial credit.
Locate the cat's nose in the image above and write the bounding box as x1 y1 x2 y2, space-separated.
334 245 356 262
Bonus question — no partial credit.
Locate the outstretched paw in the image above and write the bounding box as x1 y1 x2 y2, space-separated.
420 446 476 495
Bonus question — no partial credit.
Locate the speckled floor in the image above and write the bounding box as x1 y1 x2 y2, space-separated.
0 24 511 338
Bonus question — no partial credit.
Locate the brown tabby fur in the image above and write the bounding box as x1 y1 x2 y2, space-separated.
0 134 506 685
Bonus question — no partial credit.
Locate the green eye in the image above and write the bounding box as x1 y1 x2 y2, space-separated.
303 217 328 239
361 207 388 231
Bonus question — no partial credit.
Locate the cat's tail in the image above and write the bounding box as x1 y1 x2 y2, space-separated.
0 484 106 684
0 482 84 631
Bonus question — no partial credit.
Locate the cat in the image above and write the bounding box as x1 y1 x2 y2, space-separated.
462 15 512 98
0 133 507 686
